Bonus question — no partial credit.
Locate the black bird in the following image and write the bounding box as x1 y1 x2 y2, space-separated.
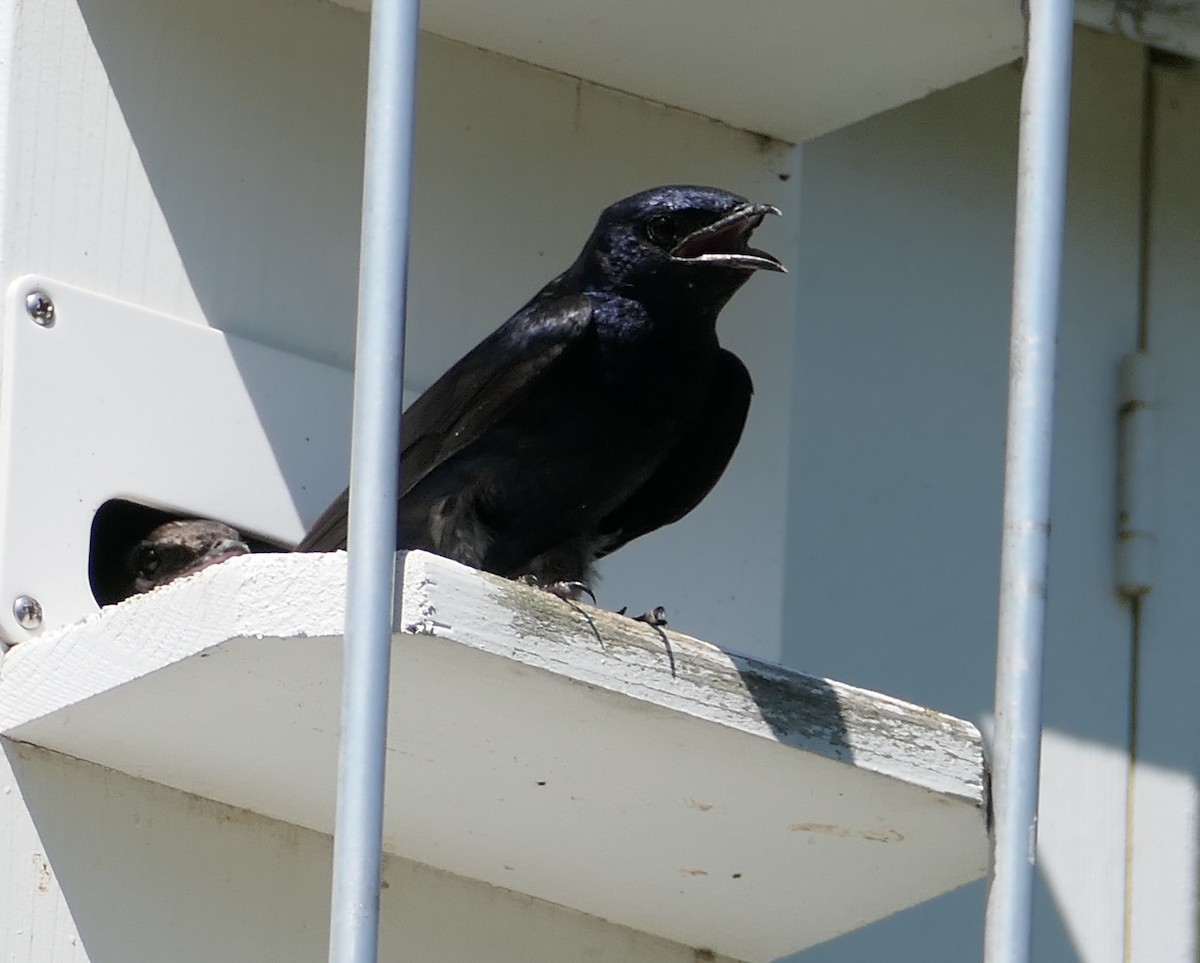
126 519 251 595
297 185 784 599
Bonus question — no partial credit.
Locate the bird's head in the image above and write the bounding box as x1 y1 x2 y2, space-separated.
128 519 250 595
577 185 785 311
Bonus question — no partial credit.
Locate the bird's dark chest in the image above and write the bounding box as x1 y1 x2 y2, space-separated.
483 308 712 491
582 306 717 430
498 308 717 510
410 299 727 579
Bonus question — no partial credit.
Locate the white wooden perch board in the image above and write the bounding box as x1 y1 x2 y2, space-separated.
0 550 989 962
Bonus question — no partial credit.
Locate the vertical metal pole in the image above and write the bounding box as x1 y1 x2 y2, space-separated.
984 1 1074 961
328 1 420 962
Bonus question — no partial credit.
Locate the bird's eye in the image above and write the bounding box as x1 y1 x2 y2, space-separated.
645 214 677 249
133 546 161 578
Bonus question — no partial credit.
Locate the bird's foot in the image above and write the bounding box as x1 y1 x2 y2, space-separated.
517 574 596 604
617 605 668 628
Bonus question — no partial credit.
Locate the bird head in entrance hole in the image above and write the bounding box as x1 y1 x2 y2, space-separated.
127 519 250 596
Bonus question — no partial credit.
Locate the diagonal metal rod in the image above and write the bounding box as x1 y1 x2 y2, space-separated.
984 1 1075 961
328 0 421 961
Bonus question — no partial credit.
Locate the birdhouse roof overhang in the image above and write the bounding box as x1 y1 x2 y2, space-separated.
330 0 1197 144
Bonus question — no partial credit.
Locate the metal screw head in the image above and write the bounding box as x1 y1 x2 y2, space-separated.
25 290 55 327
13 595 43 630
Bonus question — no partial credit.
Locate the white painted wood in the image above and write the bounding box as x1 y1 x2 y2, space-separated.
782 29 1144 962
1127 760 1198 962
0 550 989 962
1131 55 1200 963
0 748 88 963
330 0 1026 142
0 276 354 644
2 741 723 963
1035 729 1136 963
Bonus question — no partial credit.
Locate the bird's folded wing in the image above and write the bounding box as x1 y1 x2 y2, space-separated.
295 294 595 552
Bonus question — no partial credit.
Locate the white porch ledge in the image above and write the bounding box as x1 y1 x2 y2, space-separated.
0 550 989 962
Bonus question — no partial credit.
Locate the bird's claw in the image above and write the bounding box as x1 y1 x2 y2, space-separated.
518 575 596 604
618 605 668 627
554 580 597 604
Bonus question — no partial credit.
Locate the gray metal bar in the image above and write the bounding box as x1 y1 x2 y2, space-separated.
984 1 1075 961
328 0 421 961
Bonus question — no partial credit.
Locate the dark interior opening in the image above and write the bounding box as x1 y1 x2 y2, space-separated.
89 499 284 606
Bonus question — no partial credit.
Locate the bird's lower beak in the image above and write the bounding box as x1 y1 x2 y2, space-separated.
670 203 786 273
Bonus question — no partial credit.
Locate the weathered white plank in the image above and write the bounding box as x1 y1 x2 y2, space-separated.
399 553 985 802
0 550 988 961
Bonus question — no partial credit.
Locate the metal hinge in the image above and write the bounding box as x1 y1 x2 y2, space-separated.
1116 351 1157 599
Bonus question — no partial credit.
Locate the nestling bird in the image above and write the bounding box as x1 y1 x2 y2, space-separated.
298 185 784 599
127 519 251 595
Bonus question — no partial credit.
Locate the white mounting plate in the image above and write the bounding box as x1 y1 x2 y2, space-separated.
0 550 990 962
0 276 352 643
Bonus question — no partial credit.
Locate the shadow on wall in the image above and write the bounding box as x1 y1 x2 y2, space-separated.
76 0 368 525
779 872 1083 963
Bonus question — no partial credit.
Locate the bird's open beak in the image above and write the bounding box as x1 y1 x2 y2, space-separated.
161 537 250 588
198 538 252 569
670 203 786 272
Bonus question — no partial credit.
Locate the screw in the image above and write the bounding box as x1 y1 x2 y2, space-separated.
13 595 43 629
25 290 55 327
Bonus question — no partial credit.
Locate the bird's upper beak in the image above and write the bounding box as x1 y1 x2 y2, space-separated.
202 538 252 567
670 203 786 273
